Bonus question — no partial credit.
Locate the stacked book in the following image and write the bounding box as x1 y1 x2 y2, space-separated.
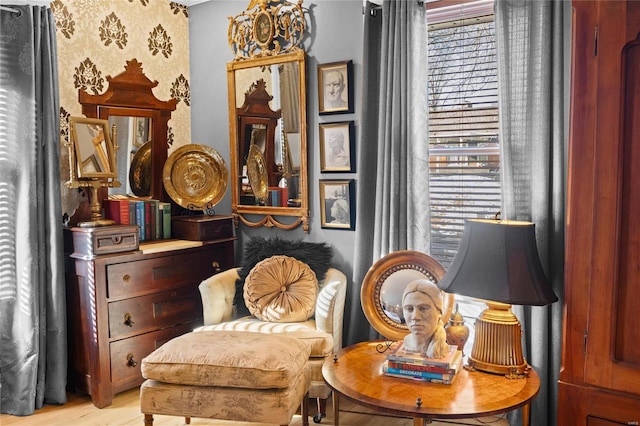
383 342 463 384
103 196 172 242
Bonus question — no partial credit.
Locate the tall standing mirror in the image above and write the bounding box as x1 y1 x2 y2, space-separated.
227 0 309 232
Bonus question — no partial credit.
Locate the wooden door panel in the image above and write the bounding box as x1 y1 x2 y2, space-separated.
561 0 599 384
615 36 640 367
584 3 640 395
561 2 640 422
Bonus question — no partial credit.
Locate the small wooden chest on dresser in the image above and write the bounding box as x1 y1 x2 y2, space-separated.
64 223 235 408
171 214 235 241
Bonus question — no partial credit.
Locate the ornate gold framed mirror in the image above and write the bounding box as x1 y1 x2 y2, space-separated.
66 117 120 227
361 250 455 342
69 117 117 179
227 0 309 231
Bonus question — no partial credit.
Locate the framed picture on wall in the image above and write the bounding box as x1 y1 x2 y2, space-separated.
318 60 353 114
319 121 355 172
319 179 355 230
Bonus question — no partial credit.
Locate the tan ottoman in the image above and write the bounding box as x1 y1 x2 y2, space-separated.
140 330 311 426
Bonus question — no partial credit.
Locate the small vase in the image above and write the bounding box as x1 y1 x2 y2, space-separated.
445 303 470 355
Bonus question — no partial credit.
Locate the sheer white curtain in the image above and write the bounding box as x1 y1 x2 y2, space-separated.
0 5 67 415
495 0 569 424
346 0 430 345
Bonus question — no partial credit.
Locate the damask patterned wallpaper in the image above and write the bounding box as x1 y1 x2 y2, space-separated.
51 0 191 216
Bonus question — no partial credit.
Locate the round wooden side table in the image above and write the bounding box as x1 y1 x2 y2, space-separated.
322 341 540 426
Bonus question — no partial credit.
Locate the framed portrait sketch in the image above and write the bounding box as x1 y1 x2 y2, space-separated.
319 179 355 230
318 60 353 114
319 121 355 172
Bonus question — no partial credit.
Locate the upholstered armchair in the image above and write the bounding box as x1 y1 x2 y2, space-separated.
196 265 347 422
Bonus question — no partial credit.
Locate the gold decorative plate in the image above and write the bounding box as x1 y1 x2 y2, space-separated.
162 144 228 210
247 144 268 203
129 141 152 196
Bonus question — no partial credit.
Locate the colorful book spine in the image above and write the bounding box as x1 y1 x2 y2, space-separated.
145 201 153 241
128 200 136 227
149 199 161 240
386 344 459 368
144 199 159 241
159 202 171 239
103 199 130 225
383 363 455 381
382 370 457 385
386 360 457 375
133 200 145 241
389 348 462 369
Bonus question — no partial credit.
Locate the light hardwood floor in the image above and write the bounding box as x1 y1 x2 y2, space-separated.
0 389 509 426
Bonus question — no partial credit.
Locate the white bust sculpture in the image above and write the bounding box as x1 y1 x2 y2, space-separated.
401 279 449 359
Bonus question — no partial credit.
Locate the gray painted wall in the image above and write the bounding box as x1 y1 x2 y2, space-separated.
189 0 364 280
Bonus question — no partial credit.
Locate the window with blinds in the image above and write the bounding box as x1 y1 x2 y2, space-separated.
427 2 501 268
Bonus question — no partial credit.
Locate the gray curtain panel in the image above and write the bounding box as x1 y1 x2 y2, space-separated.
0 5 67 415
346 0 429 346
495 0 569 425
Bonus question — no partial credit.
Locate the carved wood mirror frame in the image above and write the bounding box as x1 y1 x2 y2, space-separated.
78 59 177 203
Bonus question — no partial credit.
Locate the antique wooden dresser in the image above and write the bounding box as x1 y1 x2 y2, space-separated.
64 218 235 408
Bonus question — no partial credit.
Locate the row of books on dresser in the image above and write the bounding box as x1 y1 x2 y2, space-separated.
103 197 172 241
383 342 463 384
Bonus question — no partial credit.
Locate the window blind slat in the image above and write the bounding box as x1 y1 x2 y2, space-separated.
428 15 501 268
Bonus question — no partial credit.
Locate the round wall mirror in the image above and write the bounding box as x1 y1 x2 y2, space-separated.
361 250 454 342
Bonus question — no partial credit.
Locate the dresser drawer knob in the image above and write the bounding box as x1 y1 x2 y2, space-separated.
126 353 137 368
212 261 221 273
124 313 135 327
122 274 131 283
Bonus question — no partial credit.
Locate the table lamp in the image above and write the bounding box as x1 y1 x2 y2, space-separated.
437 218 557 377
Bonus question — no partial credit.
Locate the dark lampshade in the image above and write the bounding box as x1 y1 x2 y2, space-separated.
437 218 557 377
438 219 557 306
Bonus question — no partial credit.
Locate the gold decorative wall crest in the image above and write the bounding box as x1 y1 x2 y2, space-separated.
228 0 305 60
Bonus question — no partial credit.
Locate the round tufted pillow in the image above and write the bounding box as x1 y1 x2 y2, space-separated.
243 255 318 322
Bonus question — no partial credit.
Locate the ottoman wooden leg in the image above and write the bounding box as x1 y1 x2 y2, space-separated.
185 417 191 424
143 414 153 425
